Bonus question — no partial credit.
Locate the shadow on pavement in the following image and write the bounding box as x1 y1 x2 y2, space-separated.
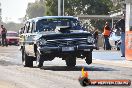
40 66 116 71
0 60 21 66
0 60 15 66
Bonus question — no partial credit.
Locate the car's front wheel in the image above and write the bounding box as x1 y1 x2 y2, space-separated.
85 52 92 65
23 51 33 67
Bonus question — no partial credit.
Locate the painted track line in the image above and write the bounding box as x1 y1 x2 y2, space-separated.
78 59 132 68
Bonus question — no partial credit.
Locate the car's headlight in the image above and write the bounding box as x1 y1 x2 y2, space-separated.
39 39 47 45
87 36 95 43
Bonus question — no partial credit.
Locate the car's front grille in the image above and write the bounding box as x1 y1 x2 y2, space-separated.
46 38 88 46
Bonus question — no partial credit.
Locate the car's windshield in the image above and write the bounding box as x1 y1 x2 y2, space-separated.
7 33 18 37
36 18 83 32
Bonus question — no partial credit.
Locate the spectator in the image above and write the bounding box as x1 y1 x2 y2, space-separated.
93 27 99 50
0 25 7 46
115 15 125 57
19 27 23 34
102 22 111 50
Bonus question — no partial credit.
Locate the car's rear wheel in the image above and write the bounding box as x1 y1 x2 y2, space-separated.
65 56 76 67
85 52 92 65
23 51 33 67
36 51 44 68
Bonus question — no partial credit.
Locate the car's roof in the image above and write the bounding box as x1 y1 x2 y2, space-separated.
27 16 77 22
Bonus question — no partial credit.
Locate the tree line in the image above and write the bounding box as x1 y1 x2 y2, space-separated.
26 0 123 18
25 0 124 32
0 0 124 32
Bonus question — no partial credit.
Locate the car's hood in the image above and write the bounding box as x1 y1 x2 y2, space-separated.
33 31 91 41
33 26 92 41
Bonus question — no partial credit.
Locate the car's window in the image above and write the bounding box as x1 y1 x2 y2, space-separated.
36 18 84 32
32 22 36 32
28 22 32 33
27 22 31 33
24 22 30 33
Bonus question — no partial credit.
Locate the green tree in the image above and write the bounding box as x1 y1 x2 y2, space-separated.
45 0 113 31
26 0 46 19
110 0 125 11
45 0 113 16
45 0 58 16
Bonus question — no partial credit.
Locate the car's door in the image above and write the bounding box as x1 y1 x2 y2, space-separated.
24 21 36 56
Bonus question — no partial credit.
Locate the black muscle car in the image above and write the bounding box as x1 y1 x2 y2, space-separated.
20 16 95 68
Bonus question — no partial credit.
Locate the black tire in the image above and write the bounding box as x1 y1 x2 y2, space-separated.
85 52 92 65
36 51 44 68
65 56 76 67
23 51 33 67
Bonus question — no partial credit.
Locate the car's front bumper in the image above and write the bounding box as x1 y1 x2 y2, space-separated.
38 45 96 54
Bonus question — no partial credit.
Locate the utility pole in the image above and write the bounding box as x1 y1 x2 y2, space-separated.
62 0 64 16
58 0 64 16
58 0 61 16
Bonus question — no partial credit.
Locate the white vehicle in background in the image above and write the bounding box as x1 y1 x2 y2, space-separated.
109 29 121 50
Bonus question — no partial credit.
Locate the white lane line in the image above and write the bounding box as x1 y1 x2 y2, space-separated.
77 58 132 68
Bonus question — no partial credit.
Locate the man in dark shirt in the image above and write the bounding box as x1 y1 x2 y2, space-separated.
1 25 7 46
115 18 125 33
115 16 125 57
93 28 99 50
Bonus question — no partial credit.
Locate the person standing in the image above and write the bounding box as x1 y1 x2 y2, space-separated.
102 22 111 50
115 16 125 57
1 25 7 46
19 27 23 35
93 27 99 50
